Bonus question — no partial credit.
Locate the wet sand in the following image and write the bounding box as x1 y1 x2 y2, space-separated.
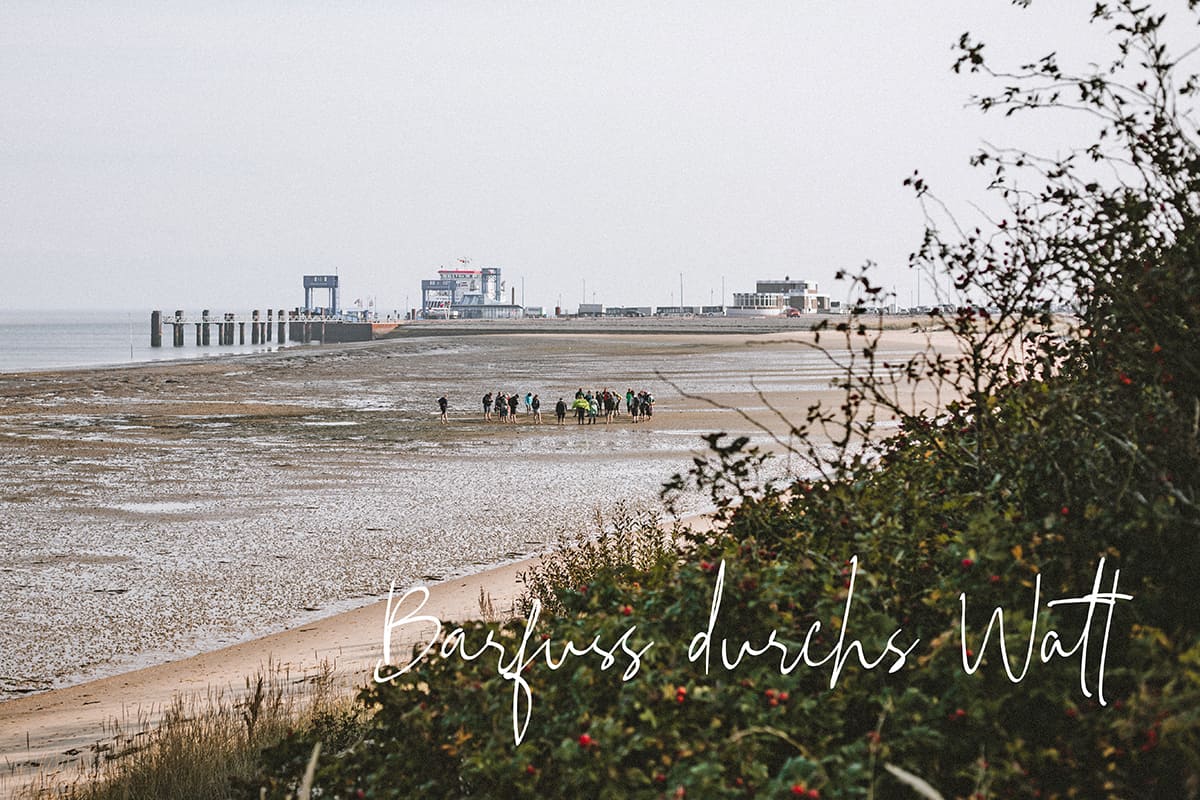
0 323 951 789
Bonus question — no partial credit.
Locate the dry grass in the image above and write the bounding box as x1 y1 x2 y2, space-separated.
4 661 362 800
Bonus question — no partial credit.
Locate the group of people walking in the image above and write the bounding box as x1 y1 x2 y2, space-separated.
437 388 656 426
482 391 544 424
557 388 656 425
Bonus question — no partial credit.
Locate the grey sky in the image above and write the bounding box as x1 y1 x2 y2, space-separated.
2 3 1113 313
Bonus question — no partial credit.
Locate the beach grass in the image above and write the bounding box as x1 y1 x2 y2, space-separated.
7 661 362 800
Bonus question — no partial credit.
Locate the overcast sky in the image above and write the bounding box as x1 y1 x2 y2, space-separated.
1 3 1122 313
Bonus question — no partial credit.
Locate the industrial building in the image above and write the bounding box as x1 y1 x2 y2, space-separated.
727 277 830 316
605 306 654 317
419 264 524 319
727 293 786 316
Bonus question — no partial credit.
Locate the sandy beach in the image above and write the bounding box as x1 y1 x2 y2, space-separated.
0 321 952 790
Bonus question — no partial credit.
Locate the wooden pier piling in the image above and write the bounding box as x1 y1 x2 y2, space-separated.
150 310 163 348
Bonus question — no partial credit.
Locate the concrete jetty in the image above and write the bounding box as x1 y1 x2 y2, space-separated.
150 309 400 348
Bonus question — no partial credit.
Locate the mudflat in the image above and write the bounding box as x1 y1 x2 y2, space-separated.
0 322 950 789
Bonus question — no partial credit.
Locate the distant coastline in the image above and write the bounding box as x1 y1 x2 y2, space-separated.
0 309 927 376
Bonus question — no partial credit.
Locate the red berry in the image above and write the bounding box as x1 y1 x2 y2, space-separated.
620 605 633 616
578 733 593 747
525 764 537 775
961 558 974 569
808 790 821 799
791 784 807 796
989 574 1000 584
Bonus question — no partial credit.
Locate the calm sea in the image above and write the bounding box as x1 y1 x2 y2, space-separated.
0 309 288 374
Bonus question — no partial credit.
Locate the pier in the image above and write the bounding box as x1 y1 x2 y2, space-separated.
149 309 400 348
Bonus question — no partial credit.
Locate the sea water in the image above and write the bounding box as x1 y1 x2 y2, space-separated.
0 309 289 373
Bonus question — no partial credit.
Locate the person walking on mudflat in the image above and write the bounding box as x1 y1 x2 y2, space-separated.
497 393 508 423
532 394 542 424
437 395 449 424
604 390 617 423
482 392 493 421
508 393 519 423
556 397 568 426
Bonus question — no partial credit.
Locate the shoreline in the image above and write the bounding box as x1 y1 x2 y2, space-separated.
0 556 538 786
0 313 931 378
0 508 720 791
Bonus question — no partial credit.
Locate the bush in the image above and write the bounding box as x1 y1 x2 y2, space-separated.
516 500 679 617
